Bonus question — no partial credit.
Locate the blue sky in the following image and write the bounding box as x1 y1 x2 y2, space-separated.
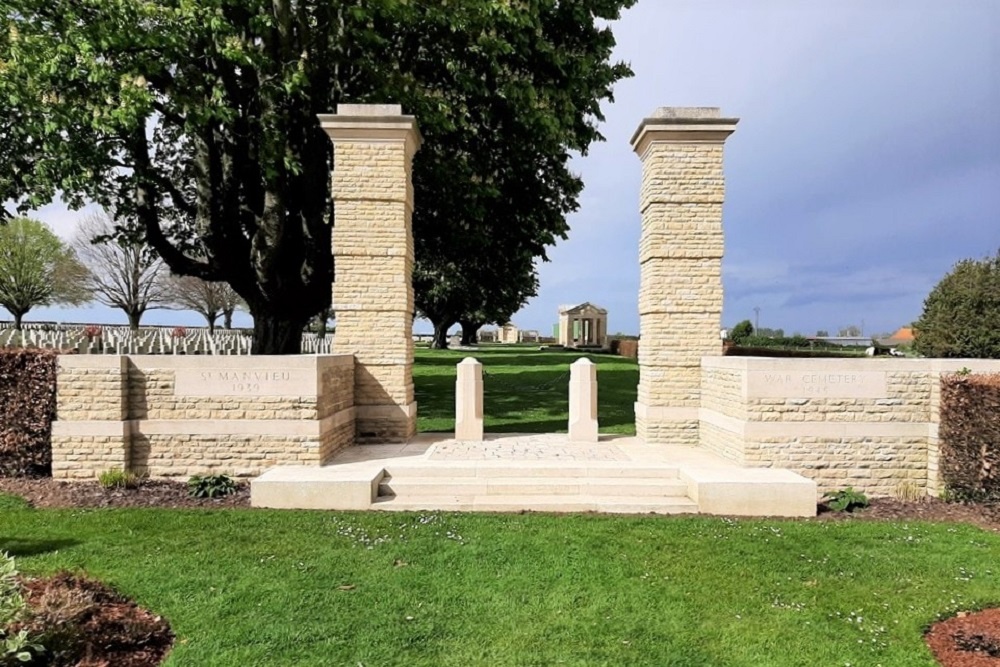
13 0 1000 336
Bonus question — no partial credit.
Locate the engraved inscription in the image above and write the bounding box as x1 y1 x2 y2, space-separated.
174 368 311 396
748 370 888 399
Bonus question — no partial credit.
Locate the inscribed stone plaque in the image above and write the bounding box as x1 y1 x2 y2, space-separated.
174 368 313 396
747 370 888 399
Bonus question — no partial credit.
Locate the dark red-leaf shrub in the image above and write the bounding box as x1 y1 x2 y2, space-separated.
0 349 57 476
939 372 1000 499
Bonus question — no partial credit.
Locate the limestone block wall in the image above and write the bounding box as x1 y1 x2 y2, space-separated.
52 355 355 479
699 357 1000 496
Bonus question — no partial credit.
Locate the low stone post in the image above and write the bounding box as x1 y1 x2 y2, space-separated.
568 358 599 442
455 358 484 441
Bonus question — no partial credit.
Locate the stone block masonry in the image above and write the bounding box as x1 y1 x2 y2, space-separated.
51 355 355 480
631 107 738 444
321 104 421 442
699 357 1000 496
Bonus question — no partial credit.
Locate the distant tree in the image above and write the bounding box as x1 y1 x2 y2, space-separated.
839 325 862 337
816 330 829 337
757 327 785 338
72 211 169 330
165 276 243 333
914 251 1000 358
730 320 754 344
0 218 90 329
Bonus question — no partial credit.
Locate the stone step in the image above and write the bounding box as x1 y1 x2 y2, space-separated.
381 462 682 480
379 476 690 498
371 494 699 515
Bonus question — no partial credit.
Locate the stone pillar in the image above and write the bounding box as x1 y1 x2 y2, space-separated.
630 107 738 445
455 358 484 441
568 358 599 442
321 104 421 442
51 356 130 479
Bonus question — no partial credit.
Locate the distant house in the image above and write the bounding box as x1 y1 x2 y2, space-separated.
878 326 916 348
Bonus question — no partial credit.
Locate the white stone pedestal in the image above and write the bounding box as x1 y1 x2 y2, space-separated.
568 358 599 442
455 358 484 441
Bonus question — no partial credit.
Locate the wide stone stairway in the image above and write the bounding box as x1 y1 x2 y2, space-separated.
252 434 818 517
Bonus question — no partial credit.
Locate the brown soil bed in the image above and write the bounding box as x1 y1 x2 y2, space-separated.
0 477 249 509
926 608 1000 667
813 496 1000 533
16 572 173 666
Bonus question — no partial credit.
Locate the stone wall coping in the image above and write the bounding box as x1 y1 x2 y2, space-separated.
57 355 127 370
123 354 352 371
701 356 1000 373
318 114 422 149
630 115 739 154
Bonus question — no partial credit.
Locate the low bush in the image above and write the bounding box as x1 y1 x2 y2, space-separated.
0 553 44 665
98 468 139 490
188 474 237 499
823 487 870 512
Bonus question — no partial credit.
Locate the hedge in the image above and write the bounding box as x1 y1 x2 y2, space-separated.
0 349 57 476
939 372 1000 499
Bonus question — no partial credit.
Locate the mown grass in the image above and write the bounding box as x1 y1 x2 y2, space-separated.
414 345 637 434
2 502 999 665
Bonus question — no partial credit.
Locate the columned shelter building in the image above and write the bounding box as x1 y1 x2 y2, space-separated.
558 303 608 348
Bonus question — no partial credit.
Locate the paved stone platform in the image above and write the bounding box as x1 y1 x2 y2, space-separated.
251 433 818 517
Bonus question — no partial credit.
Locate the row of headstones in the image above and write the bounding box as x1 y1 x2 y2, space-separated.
0 326 252 355
0 325 337 355
454 357 599 442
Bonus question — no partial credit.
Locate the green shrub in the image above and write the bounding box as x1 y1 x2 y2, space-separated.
0 553 44 665
188 474 237 499
823 487 870 512
913 250 1000 358
729 320 753 344
97 468 139 490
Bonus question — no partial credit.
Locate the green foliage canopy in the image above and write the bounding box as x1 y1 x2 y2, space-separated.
914 250 1000 358
0 0 636 353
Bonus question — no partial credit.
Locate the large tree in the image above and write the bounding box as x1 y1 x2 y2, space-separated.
0 217 90 329
0 0 634 353
72 210 169 330
914 251 1000 358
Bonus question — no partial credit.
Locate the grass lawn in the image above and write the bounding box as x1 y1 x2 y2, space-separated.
414 345 637 434
3 492 999 666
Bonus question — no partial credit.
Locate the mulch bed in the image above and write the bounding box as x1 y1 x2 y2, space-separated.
16 573 173 667
3 479 999 666
0 477 250 509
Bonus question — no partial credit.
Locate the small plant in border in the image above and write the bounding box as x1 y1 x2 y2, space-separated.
188 474 237 499
1 553 44 665
823 487 870 512
98 468 139 490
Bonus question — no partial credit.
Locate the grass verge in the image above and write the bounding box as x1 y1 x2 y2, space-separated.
2 499 999 666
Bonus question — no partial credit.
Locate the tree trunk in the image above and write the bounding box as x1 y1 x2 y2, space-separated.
252 312 307 354
431 320 453 350
12 310 24 331
223 309 234 330
126 310 142 331
460 320 482 346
